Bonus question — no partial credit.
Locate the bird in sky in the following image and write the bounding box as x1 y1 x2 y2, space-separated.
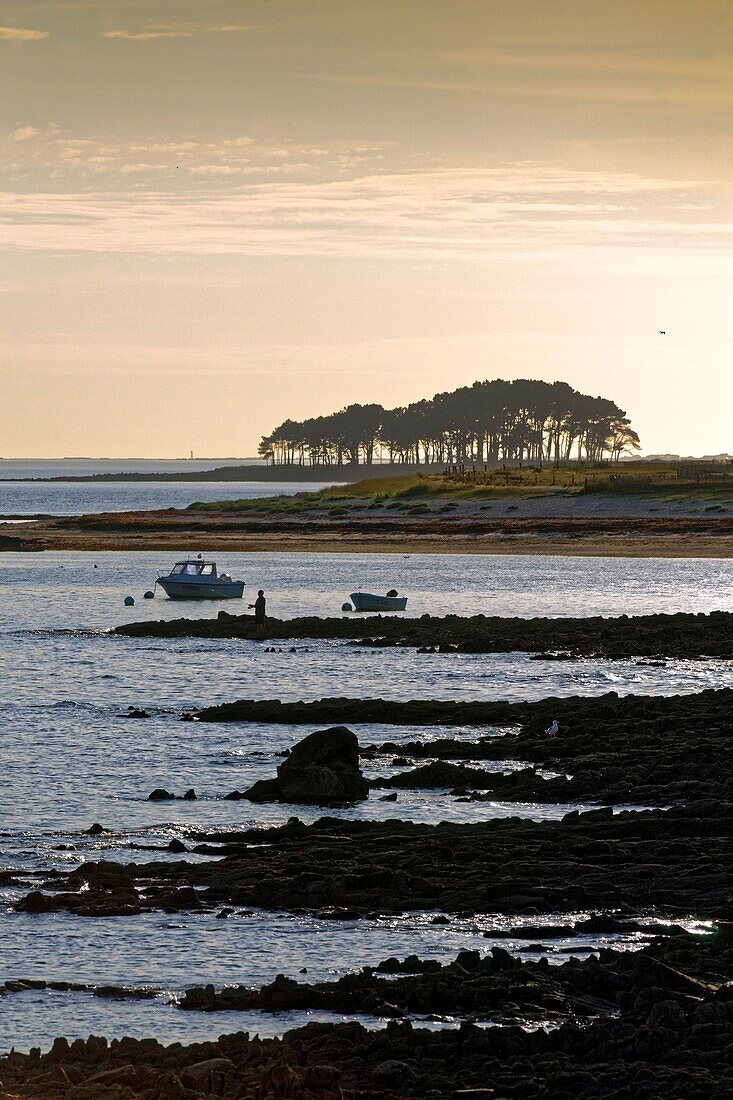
659 330 666 335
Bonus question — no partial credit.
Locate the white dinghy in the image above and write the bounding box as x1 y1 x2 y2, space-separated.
156 556 244 600
349 590 407 612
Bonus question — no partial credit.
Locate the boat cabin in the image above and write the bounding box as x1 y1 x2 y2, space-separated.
168 561 218 578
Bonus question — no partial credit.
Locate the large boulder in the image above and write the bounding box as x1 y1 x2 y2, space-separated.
242 726 369 805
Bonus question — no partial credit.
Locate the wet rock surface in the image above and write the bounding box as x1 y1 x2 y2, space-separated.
1 979 162 1001
116 609 733 659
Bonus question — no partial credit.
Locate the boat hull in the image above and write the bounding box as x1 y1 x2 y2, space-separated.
158 579 244 600
350 592 407 612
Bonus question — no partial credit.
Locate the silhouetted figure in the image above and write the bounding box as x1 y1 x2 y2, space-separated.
250 590 266 628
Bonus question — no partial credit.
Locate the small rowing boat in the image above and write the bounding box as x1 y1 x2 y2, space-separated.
349 591 407 612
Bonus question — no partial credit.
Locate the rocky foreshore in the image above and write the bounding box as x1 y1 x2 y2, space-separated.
13 802 733 921
12 688 733 921
196 688 733 805
178 931 723 1022
7 684 733 1096
4 928 733 1098
116 609 733 659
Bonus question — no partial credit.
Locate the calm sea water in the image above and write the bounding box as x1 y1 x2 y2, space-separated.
0 458 342 516
0 459 266 477
1 543 730 1053
0 481 337 517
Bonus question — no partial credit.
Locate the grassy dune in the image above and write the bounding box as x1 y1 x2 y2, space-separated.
187 463 733 513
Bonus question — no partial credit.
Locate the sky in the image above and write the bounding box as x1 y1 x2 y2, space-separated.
1 0 731 458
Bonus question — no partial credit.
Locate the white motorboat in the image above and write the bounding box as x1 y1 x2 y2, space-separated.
350 591 408 612
156 557 244 600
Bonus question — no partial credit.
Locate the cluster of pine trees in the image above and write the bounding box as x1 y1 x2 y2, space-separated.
259 378 640 467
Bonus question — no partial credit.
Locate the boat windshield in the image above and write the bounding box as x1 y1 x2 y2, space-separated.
170 562 204 576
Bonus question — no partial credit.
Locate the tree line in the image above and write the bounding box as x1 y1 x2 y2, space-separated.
258 378 641 466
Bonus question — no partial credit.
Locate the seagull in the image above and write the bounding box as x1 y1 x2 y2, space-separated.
545 719 559 738
659 330 666 335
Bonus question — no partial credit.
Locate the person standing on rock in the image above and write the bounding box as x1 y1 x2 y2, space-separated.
249 590 266 635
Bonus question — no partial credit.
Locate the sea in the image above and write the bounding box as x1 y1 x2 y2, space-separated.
0 458 336 516
0 469 728 1053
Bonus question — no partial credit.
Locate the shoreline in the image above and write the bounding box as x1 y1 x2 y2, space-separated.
8 510 733 557
1 461 443 484
5 478 733 556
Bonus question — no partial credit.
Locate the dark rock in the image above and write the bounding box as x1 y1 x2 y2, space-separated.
119 610 733 665
318 907 361 921
15 891 57 914
92 984 160 1001
182 788 197 800
381 761 496 790
148 788 175 801
279 726 369 802
241 727 369 805
372 1060 416 1083
236 778 280 803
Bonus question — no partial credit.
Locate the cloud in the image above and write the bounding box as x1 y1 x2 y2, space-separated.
188 164 246 175
12 126 41 141
102 29 192 41
101 23 261 41
0 167 723 269
308 57 732 107
215 25 261 34
438 48 733 82
119 162 169 175
0 128 389 184
0 26 49 42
